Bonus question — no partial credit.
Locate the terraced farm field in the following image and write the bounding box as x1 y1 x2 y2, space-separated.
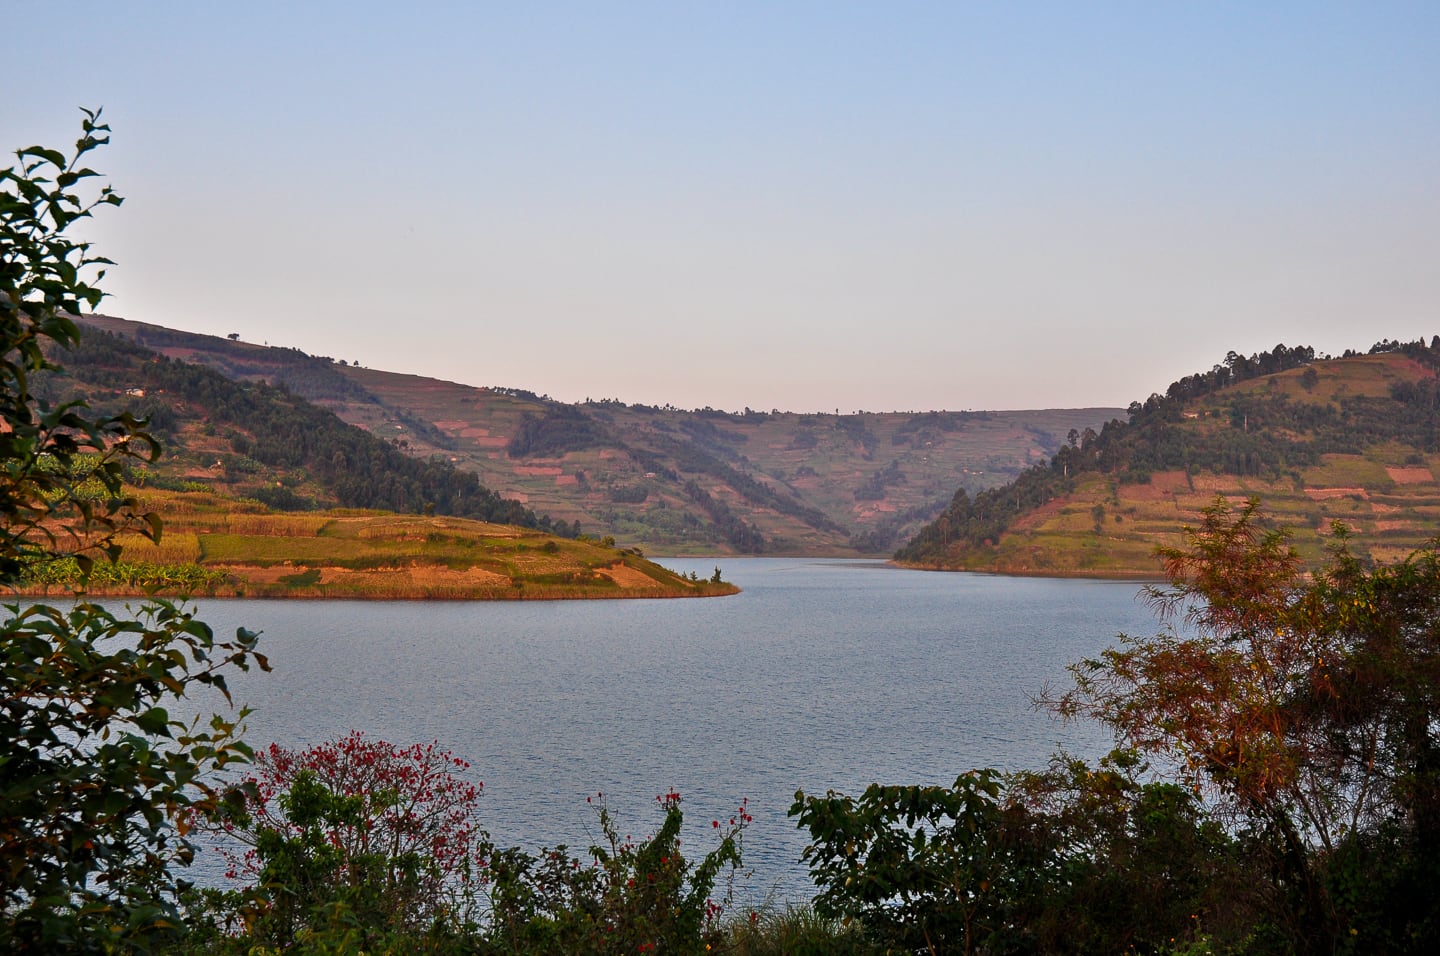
21 490 732 600
900 349 1440 576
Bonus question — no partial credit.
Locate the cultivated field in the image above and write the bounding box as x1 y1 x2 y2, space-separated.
22 490 734 600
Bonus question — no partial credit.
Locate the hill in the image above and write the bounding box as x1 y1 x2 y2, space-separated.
17 488 733 600
73 314 1121 555
27 323 736 599
897 338 1440 575
43 325 574 532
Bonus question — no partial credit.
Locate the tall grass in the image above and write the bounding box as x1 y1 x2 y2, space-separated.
722 905 881 956
226 514 331 537
197 534 371 565
113 532 202 564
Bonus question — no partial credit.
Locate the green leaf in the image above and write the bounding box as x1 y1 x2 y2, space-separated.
134 706 172 737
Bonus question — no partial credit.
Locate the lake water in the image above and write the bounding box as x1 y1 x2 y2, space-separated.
182 558 1162 904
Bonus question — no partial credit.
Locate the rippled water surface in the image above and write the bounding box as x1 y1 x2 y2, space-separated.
186 559 1160 902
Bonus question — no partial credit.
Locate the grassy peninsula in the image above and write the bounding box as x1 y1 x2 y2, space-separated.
19 489 734 600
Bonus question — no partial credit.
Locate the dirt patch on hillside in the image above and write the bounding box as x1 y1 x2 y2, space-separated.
1191 475 1243 493
1149 471 1192 493
425 566 512 586
1012 497 1069 530
219 564 295 584
460 428 509 447
1122 472 1189 502
1306 487 1369 500
596 563 665 589
375 566 512 587
1386 466 1435 484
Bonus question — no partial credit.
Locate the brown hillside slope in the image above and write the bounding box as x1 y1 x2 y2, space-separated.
900 351 1440 577
76 314 1121 556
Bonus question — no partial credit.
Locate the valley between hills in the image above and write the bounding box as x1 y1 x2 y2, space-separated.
70 314 1120 558
44 317 1440 595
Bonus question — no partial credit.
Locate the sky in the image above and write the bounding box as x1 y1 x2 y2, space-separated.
5 1 1438 413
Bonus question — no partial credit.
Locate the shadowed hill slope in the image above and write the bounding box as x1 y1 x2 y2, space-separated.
47 325 568 533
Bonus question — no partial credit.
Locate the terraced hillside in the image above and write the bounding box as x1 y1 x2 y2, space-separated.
75 315 1121 555
18 489 732 600
898 340 1440 575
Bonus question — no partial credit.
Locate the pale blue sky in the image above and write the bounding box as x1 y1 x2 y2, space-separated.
6 2 1437 412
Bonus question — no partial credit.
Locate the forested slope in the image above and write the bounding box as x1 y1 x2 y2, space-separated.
44 329 574 534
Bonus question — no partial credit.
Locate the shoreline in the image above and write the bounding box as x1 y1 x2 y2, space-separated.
889 559 1164 582
6 581 740 602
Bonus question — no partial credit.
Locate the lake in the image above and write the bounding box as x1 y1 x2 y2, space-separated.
184 558 1162 904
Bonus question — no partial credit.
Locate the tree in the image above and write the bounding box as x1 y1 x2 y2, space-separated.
791 770 1018 955
1050 499 1337 946
486 790 748 955
0 109 152 582
1049 497 1440 951
211 733 491 948
1295 533 1440 946
790 755 1250 955
1 110 267 952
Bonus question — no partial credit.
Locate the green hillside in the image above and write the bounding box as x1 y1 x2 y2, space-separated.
897 338 1440 575
75 314 1121 555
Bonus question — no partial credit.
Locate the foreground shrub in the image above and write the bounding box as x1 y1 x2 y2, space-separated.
791 754 1268 955
197 735 751 955
1052 499 1440 952
484 790 749 955
2 601 264 953
210 732 491 949
722 904 883 956
792 770 1013 954
1007 751 1265 954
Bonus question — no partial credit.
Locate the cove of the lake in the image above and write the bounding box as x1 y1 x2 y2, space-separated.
184 558 1164 904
